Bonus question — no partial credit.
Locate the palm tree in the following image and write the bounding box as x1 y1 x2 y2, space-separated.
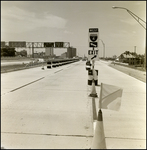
123 51 130 58
130 52 137 57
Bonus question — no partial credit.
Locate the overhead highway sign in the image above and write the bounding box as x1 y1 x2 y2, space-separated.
9 41 26 47
44 42 54 47
55 42 64 48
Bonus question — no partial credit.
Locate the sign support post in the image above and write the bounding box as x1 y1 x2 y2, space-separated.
32 42 34 58
92 47 95 74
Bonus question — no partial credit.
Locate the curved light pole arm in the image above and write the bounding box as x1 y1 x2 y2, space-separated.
112 6 146 30
127 9 146 30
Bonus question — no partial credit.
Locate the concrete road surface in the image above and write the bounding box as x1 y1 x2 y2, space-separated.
1 60 146 149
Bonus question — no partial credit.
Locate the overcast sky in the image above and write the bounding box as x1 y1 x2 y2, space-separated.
1 1 146 57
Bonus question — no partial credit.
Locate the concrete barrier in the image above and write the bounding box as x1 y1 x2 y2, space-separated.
47 61 52 68
46 58 80 69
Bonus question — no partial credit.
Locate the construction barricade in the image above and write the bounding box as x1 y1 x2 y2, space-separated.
47 61 52 69
86 60 91 70
88 69 98 86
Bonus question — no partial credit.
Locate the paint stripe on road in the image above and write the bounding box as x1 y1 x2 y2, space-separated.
2 131 93 138
54 69 63 73
10 77 45 92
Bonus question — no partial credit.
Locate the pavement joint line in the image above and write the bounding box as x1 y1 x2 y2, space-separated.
9 77 45 92
2 131 93 138
105 136 146 141
92 121 146 141
1 108 90 115
54 69 63 74
31 89 89 92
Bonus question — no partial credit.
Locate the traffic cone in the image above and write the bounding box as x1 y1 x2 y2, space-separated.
89 79 98 98
92 97 97 120
42 62 44 70
91 109 106 149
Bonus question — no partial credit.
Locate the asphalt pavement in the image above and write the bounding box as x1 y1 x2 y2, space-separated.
1 60 146 149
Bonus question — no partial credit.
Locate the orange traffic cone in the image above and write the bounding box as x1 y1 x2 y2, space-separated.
91 109 106 149
89 79 98 98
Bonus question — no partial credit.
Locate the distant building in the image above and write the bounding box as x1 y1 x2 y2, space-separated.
67 47 72 58
72 48 76 57
67 47 76 58
45 47 54 56
38 52 45 57
33 52 39 58
119 54 141 65
60 52 67 58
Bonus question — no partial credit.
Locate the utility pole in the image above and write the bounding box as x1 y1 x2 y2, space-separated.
32 42 34 58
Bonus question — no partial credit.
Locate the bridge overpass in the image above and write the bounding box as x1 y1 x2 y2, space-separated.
1 60 146 149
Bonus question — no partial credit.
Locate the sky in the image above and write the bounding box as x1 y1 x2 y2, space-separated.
1 1 146 57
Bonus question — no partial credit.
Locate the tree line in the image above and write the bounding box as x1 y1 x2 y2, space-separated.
122 50 145 61
1 46 27 57
123 51 144 58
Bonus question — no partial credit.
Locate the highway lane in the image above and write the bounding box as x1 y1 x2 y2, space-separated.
1 61 93 149
94 60 146 149
1 60 146 149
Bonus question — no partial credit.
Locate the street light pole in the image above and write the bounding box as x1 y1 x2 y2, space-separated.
99 39 105 59
112 6 146 69
112 6 146 30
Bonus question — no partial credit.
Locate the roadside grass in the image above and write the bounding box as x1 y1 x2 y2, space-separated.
1 62 44 73
111 61 146 72
109 62 146 83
